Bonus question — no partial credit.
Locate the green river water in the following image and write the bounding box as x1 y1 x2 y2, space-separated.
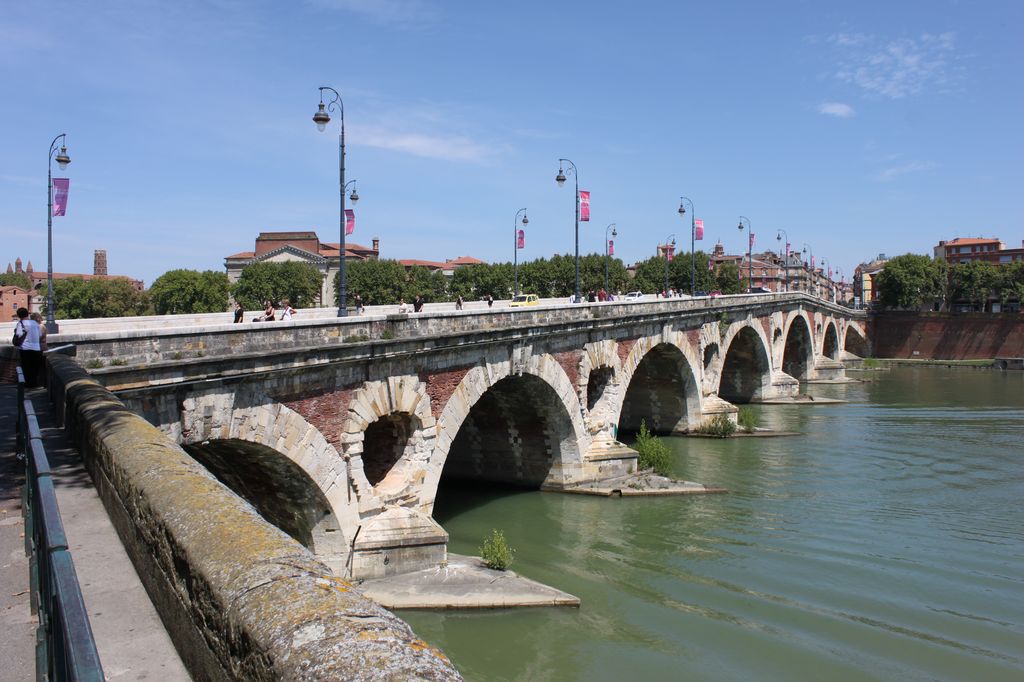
401 367 1024 681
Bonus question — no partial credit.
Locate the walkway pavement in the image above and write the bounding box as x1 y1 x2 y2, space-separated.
0 384 190 681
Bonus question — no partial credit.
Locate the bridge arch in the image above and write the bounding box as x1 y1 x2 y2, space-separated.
717 321 773 403
425 353 587 511
177 395 354 575
781 312 815 381
616 334 702 435
843 322 869 357
337 376 436 507
578 339 624 436
822 321 840 360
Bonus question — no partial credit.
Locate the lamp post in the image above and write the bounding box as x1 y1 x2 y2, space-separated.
604 223 617 296
821 258 832 302
737 216 753 293
678 196 696 295
802 243 814 295
555 159 581 302
46 134 71 333
776 229 789 292
663 233 676 297
514 208 528 296
312 86 359 317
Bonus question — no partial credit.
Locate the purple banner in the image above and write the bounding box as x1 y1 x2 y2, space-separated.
52 178 69 216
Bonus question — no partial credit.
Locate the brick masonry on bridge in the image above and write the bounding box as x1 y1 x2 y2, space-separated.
58 294 866 578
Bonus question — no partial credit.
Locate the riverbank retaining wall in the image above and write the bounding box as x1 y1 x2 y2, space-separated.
870 312 1024 359
43 353 460 681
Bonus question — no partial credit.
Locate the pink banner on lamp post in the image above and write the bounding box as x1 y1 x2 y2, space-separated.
52 178 70 216
608 239 614 256
517 229 525 249
344 209 355 235
578 190 590 221
694 218 704 240
749 232 755 249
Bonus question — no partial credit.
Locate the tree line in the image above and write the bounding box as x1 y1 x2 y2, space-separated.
874 254 1024 310
23 250 758 319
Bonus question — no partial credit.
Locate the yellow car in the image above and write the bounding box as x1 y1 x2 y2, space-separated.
509 294 540 307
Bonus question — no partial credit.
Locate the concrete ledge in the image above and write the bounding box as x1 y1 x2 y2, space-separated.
45 354 461 681
359 554 580 610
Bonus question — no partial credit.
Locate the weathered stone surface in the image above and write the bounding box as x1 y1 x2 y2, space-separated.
46 355 461 681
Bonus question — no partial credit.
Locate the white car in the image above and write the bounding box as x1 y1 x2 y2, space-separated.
624 291 644 300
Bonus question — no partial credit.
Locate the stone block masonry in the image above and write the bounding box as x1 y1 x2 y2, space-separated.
45 354 460 681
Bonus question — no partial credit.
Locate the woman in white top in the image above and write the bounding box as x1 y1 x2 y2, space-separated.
14 307 43 387
280 299 295 321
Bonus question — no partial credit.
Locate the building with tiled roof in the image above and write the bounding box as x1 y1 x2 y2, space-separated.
224 232 380 306
397 255 487 275
934 236 1024 265
5 250 144 313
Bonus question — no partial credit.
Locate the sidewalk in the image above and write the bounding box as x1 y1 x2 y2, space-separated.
0 385 190 681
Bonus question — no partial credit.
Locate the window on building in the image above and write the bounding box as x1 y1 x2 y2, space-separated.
1000 255 1011 263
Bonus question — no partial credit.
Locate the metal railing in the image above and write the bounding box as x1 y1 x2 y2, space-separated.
16 368 104 681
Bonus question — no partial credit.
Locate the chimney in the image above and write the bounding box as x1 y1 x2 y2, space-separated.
372 238 380 253
94 249 108 276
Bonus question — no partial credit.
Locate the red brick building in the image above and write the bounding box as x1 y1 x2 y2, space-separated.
934 237 1024 265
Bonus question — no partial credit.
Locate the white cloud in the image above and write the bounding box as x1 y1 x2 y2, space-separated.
829 31 960 99
305 0 436 27
355 125 496 162
818 102 855 118
876 160 936 182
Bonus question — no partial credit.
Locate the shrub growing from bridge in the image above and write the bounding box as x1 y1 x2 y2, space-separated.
480 529 515 571
634 420 672 475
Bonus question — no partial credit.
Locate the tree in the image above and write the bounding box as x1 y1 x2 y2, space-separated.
0 272 32 290
405 266 448 302
53 277 150 319
232 261 322 310
149 269 230 315
999 261 1024 308
631 256 667 294
873 254 947 310
949 260 1000 310
715 261 744 294
343 259 407 305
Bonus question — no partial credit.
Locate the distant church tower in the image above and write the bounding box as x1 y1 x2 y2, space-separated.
94 249 108 276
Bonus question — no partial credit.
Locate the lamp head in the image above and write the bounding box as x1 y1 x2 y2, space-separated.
555 167 566 187
678 203 686 216
737 221 743 231
55 146 71 169
521 214 529 225
349 187 359 204
313 102 330 131
612 227 617 237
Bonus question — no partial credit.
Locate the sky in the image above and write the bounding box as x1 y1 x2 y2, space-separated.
2 0 1022 286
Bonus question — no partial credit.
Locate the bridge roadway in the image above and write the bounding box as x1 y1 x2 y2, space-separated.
52 292 868 580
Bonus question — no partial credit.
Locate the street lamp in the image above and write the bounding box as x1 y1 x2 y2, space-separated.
514 208 528 296
604 223 617 296
776 229 789 292
663 233 676 297
737 216 753 293
820 258 833 302
555 158 581 302
802 243 814 295
678 196 696 295
46 134 71 333
313 86 359 317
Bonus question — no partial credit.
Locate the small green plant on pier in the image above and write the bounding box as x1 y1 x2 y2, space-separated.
737 406 759 433
380 329 395 340
718 316 730 338
634 419 672 475
480 529 515 571
110 358 128 366
862 357 880 369
85 358 105 369
694 414 736 438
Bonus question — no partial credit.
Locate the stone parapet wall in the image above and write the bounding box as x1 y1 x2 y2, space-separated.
45 354 460 681
869 312 1024 359
44 293 861 369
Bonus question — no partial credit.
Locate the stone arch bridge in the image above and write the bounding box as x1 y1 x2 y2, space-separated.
67 293 867 579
